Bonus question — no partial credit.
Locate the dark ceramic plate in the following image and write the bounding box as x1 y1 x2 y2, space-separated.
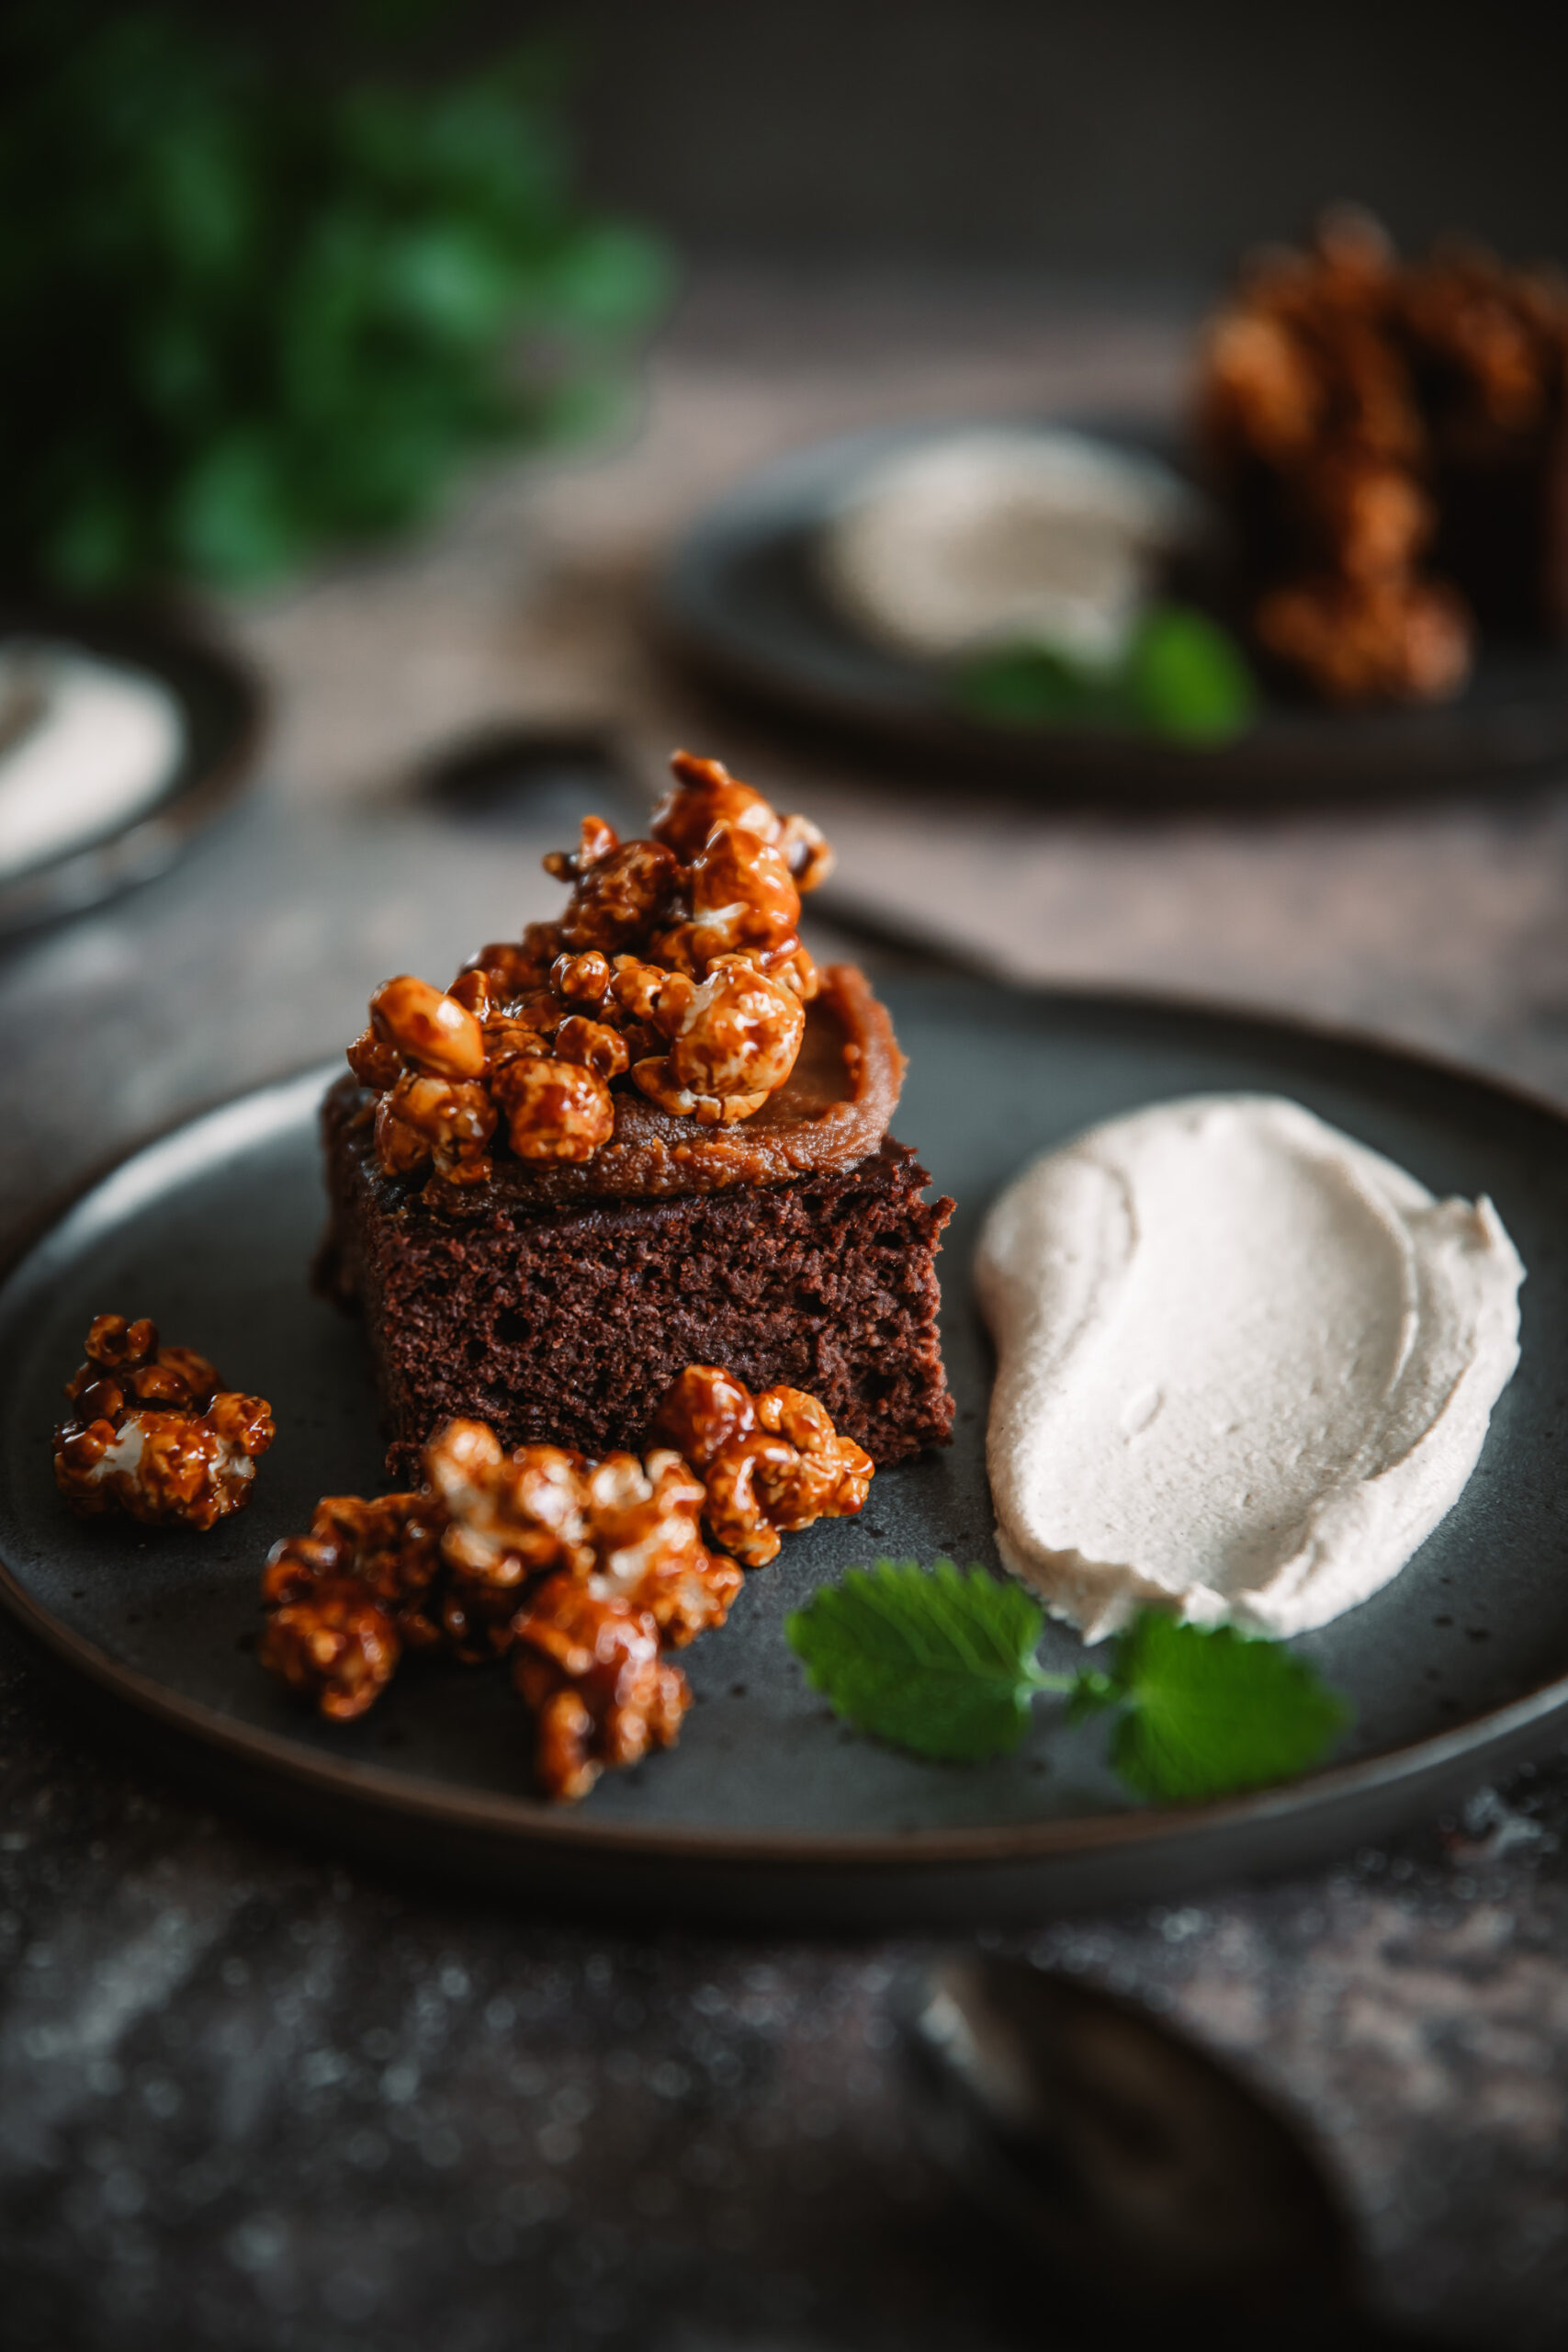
657 421 1568 801
0 597 264 937
2 978 1566 1927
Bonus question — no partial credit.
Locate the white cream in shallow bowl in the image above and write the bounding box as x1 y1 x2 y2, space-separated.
0 639 186 883
976 1095 1524 1642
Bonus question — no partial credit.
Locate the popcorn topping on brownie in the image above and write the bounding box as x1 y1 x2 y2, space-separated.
348 752 835 1186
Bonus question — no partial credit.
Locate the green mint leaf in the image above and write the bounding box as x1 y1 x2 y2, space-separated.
785 1559 1047 1763
953 642 1119 729
1094 1612 1349 1802
1125 605 1258 741
953 602 1256 745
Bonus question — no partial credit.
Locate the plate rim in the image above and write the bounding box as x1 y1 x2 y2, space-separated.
4 988 1568 1875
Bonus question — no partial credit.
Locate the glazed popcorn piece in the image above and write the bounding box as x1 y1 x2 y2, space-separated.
260 1578 401 1724
348 752 834 1185
261 1490 446 1672
513 1577 692 1805
425 1421 601 1659
258 1364 870 1800
629 953 805 1126
54 1314 274 1530
651 1364 875 1568
576 1448 743 1645
1253 571 1472 705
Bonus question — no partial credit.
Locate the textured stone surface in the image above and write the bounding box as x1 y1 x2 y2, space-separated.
5 270 1568 2346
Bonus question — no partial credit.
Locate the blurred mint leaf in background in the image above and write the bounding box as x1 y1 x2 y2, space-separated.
955 601 1258 744
0 6 673 592
953 639 1112 729
1124 604 1258 741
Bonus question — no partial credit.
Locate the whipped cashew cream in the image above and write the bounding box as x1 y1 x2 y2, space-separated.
976 1095 1524 1641
818 428 1197 665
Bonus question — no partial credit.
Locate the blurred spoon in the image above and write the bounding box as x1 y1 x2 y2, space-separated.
418 724 650 838
897 1954 1450 2346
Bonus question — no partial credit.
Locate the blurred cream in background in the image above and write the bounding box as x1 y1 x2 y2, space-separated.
818 427 1197 664
0 641 184 882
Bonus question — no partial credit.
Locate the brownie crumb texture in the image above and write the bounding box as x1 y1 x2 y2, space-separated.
318 1080 954 1481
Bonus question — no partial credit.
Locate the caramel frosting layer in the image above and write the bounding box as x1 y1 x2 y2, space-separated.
351 966 904 1209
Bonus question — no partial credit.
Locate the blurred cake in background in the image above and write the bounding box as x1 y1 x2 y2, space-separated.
1197 207 1568 705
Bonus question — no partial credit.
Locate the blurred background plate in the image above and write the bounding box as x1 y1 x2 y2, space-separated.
658 420 1568 803
5 977 1568 1927
0 599 264 939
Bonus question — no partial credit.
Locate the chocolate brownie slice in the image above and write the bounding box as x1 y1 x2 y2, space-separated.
317 1072 953 1480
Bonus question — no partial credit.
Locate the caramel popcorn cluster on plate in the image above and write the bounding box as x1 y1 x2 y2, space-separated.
347 752 835 1187
260 1364 873 1801
1197 207 1568 704
54 1314 275 1530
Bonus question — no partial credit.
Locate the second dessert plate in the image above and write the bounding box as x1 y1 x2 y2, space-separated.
4 978 1568 1925
657 421 1568 802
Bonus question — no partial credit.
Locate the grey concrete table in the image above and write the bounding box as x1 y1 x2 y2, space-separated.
5 273 1568 2350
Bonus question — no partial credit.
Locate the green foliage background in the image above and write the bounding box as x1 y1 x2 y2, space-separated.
0 6 671 591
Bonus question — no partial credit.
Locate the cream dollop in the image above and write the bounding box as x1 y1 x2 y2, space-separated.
976 1095 1524 1642
818 428 1196 664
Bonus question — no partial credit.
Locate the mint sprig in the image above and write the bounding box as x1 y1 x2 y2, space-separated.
954 603 1258 745
785 1561 1349 1802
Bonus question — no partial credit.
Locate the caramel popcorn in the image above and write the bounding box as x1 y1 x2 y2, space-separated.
675 958 806 1094
376 1070 496 1185
580 1448 742 1645
369 974 486 1080
651 1364 874 1568
425 1421 593 1585
552 836 682 956
54 1314 274 1530
350 752 832 1185
1400 238 1568 437
1197 208 1568 703
260 1363 869 1800
1254 573 1472 705
513 1579 691 1804
553 1014 629 1082
491 1055 615 1163
260 1579 401 1723
262 1490 446 1651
